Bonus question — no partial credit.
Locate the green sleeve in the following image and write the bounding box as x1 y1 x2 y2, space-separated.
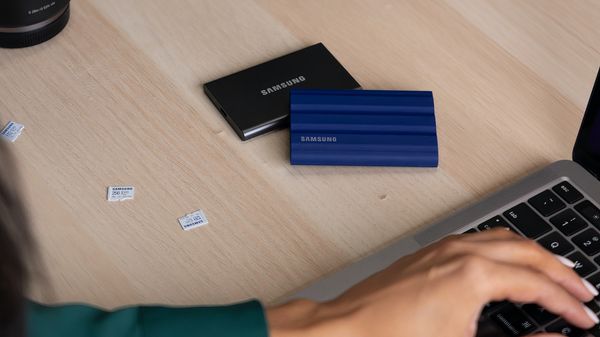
27 300 268 337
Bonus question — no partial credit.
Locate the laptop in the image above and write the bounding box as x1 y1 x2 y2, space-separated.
291 68 600 337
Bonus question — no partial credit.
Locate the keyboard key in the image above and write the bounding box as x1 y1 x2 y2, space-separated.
537 232 575 256
482 301 510 318
567 252 597 277
491 304 537 336
522 304 558 325
504 203 552 239
576 201 600 229
463 228 477 234
587 272 600 296
594 256 600 269
589 324 600 337
587 300 600 314
553 181 584 204
478 216 514 232
573 228 600 256
529 190 566 216
550 209 588 236
546 319 585 337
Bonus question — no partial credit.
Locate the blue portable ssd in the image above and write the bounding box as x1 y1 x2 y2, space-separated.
289 89 438 167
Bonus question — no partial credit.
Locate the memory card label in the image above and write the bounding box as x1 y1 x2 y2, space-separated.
178 209 208 231
107 186 135 201
1 121 25 142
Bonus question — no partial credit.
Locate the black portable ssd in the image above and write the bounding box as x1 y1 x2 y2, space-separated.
203 43 360 140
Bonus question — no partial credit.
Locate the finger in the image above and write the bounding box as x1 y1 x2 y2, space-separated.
443 238 596 302
459 227 522 241
467 258 599 329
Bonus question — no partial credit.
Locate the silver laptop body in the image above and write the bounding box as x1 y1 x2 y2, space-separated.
291 69 600 337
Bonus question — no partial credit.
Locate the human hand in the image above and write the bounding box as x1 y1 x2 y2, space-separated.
267 228 599 337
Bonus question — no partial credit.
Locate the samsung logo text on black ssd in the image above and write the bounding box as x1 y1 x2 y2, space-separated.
261 76 306 96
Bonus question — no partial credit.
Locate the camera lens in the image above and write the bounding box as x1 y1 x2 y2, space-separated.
0 0 70 48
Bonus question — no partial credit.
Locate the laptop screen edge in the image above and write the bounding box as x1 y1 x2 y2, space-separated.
573 67 600 179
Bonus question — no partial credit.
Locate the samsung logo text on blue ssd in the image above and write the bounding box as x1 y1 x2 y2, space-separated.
300 136 337 143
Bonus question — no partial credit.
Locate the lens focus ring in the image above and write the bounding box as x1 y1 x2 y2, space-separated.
0 4 70 48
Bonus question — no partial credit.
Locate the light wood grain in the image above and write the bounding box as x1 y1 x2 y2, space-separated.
0 0 598 308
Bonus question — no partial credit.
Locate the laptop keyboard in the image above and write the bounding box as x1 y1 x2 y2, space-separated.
466 181 600 337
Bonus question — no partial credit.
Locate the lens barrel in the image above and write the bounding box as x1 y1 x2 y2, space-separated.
0 3 70 48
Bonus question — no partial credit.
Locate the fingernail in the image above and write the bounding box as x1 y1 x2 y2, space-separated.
583 279 600 297
583 304 599 324
556 255 576 268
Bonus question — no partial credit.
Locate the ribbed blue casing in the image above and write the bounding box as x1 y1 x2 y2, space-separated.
290 89 438 167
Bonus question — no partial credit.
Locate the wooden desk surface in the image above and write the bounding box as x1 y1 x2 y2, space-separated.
1 0 599 308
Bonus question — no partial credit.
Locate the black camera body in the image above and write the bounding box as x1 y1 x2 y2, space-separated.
0 0 70 48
